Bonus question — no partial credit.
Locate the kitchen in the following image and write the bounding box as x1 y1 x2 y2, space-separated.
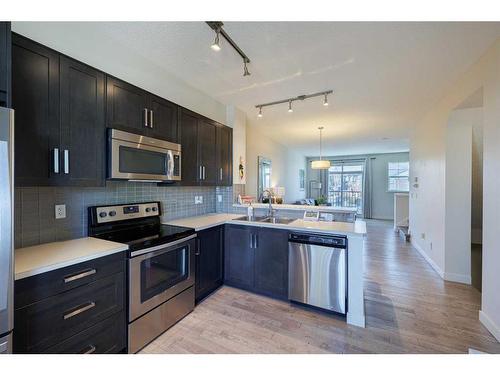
2 12 500 368
0 22 366 355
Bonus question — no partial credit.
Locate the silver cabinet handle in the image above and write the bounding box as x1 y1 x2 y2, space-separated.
144 108 149 127
202 166 206 180
80 345 96 354
149 110 154 129
249 233 253 249
220 167 223 181
199 165 203 180
64 149 69 174
255 234 258 248
63 301 96 320
54 148 59 173
64 268 96 283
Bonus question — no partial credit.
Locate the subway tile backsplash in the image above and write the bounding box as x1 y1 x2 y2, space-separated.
15 181 223 248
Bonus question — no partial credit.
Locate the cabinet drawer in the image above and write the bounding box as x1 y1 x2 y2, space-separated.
15 252 125 308
14 272 125 353
43 312 125 354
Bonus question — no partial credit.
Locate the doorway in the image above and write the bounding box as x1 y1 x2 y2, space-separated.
327 162 364 214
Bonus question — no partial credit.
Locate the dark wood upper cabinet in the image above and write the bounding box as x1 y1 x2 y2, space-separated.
178 108 199 186
148 94 178 142
195 225 224 303
105 76 149 134
12 34 60 186
59 56 105 186
198 118 217 185
13 34 105 187
216 125 233 186
0 22 11 107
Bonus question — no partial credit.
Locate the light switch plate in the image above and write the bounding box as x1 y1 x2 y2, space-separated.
55 204 66 219
217 195 222 203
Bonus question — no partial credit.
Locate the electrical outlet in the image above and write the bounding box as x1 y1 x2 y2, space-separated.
55 204 66 219
217 194 222 203
421 233 425 240
194 196 203 205
199 196 203 204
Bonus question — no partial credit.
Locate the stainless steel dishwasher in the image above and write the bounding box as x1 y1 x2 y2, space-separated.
288 232 347 314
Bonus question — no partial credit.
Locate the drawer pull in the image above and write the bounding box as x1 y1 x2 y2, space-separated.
63 301 96 320
80 345 96 354
64 268 97 283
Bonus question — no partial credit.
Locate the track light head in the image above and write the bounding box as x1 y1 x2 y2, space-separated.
323 93 329 106
211 29 221 51
243 60 251 76
288 100 293 113
257 106 263 118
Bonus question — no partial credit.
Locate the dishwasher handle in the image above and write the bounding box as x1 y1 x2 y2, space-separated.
289 233 347 248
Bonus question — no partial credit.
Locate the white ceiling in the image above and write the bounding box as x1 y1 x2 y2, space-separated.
15 22 500 156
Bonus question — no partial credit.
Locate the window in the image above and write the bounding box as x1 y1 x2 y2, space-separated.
327 162 364 214
388 162 409 192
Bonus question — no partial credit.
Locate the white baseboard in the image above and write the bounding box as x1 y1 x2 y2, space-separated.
347 312 365 328
479 310 500 342
444 272 471 285
411 239 445 279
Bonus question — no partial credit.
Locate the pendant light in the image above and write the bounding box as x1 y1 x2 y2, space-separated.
211 28 221 51
311 127 331 169
323 93 329 106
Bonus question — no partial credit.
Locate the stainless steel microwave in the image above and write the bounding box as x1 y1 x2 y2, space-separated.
108 129 181 182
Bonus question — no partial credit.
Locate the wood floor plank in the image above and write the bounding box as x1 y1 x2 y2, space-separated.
139 220 500 354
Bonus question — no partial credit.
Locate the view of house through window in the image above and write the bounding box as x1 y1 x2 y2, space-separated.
388 161 410 192
327 162 364 214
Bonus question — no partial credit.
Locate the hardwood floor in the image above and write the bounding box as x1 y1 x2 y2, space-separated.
140 220 500 354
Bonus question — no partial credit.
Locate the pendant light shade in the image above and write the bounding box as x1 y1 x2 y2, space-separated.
311 126 331 170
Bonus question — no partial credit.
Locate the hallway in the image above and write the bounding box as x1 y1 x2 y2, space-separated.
141 220 500 354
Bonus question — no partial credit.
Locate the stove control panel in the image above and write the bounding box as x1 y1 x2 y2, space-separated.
93 202 160 224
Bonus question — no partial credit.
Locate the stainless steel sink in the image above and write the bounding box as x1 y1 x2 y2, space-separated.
233 216 296 225
258 217 296 225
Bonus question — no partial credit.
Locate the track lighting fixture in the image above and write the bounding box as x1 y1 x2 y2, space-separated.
210 28 221 51
255 90 333 116
243 60 251 76
206 21 252 77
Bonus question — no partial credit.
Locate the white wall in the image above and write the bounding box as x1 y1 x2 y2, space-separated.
444 109 476 284
12 22 227 124
245 124 306 203
226 106 246 184
410 39 500 341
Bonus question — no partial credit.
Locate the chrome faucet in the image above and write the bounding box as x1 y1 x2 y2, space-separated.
262 189 275 217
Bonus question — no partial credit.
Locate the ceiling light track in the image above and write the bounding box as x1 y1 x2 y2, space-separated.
255 90 333 117
206 21 251 76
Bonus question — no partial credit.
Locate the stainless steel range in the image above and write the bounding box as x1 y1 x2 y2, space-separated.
88 201 196 353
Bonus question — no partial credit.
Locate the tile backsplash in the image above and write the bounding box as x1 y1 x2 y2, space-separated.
15 181 223 248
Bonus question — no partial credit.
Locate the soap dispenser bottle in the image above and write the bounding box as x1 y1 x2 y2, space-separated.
247 202 254 219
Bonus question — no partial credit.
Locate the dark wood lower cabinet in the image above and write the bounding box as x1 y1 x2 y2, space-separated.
195 225 224 303
14 253 126 354
224 225 289 300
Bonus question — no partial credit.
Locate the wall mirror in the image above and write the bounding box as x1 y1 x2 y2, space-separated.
257 156 272 201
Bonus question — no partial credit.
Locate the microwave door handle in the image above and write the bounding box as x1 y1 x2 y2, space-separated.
166 151 173 178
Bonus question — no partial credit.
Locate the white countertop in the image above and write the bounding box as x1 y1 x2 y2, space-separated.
15 237 129 280
233 203 358 213
165 213 367 237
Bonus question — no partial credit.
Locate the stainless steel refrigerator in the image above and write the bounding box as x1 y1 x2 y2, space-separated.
0 107 14 354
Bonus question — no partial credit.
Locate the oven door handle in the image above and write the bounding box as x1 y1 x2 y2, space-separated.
130 233 197 258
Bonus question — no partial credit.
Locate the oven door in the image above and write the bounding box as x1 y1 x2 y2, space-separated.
110 138 180 181
129 235 196 321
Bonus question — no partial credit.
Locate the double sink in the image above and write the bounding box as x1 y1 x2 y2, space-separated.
234 216 297 225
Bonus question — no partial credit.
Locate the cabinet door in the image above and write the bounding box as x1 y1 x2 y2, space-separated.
0 22 10 107
195 225 223 303
216 125 232 186
148 94 178 142
198 118 217 185
12 34 60 186
59 56 105 187
224 225 254 289
254 228 289 299
106 76 149 134
178 108 199 185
